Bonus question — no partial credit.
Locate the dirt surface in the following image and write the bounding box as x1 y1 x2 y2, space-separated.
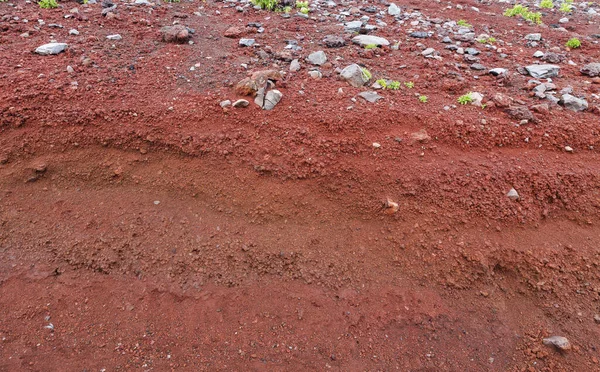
1 0 600 370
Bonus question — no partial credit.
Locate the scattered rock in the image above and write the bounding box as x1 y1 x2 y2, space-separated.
594 314 600 324
422 48 436 57
388 3 401 16
384 197 399 214
220 100 232 108
255 89 283 110
290 59 301 72
525 64 560 79
489 68 507 76
543 336 572 351
239 38 256 47
505 105 535 121
506 188 519 200
161 25 190 43
307 51 327 65
35 43 68 55
340 64 370 87
411 129 430 143
561 94 588 112
224 26 244 38
525 33 542 41
493 93 513 108
235 70 283 96
232 99 249 108
323 35 346 48
581 63 600 77
352 35 390 47
410 31 430 39
308 70 322 79
106 34 122 41
358 91 383 103
541 52 566 64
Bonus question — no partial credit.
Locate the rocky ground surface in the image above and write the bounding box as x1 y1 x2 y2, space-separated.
1 0 600 370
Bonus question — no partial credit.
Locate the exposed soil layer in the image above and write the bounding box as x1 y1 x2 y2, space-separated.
1 0 600 371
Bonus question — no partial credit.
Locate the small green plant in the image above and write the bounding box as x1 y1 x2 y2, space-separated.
522 10 542 24
38 0 58 8
419 95 428 103
251 0 279 10
299 6 309 14
457 20 472 28
296 0 308 7
560 0 573 12
283 5 291 12
364 43 378 50
478 36 497 44
388 81 401 90
361 67 372 81
404 81 414 89
504 4 527 17
565 37 581 48
540 0 553 9
458 92 474 105
376 79 387 88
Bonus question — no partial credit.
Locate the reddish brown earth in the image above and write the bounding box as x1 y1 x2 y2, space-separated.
1 0 600 371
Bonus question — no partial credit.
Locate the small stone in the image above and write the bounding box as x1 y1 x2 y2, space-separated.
422 48 435 56
358 91 383 103
561 94 588 112
308 70 322 79
239 38 256 47
525 64 560 79
565 146 574 152
543 336 572 351
290 59 301 72
323 35 346 48
220 100 232 108
594 314 600 324
224 26 244 38
489 68 507 76
372 142 381 148
255 89 283 110
388 3 401 16
352 35 390 47
581 63 600 77
507 188 519 200
307 50 327 66
410 31 430 39
340 64 370 87
525 33 542 41
533 51 544 58
232 99 249 108
69 29 79 35
66 65 75 73
411 129 430 142
161 25 190 43
35 43 68 55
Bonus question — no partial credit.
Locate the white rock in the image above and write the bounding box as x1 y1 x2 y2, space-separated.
35 43 68 55
352 35 390 47
507 188 519 200
543 336 572 351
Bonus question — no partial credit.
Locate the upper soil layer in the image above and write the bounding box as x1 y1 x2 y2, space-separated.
1 0 600 370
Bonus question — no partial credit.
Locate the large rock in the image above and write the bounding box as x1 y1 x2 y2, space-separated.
581 62 600 77
35 43 68 55
352 35 390 47
161 25 190 43
307 51 327 65
340 64 369 87
561 94 588 112
235 70 283 96
525 64 560 79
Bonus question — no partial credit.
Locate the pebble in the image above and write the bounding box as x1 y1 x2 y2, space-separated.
307 50 327 65
352 35 390 47
69 29 79 35
239 38 256 47
220 100 232 108
525 64 560 79
340 64 370 87
106 34 122 41
290 59 301 72
232 99 249 108
372 142 381 148
358 91 383 103
506 188 519 200
35 43 68 55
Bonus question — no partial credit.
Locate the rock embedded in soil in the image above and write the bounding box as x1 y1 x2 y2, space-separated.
106 34 122 41
388 3 401 16
255 89 283 110
505 105 535 121
543 336 572 351
161 25 190 43
290 59 301 72
352 35 390 47
581 63 600 77
358 91 383 103
525 64 560 79
410 31 430 39
239 39 256 47
232 99 249 108
307 51 327 66
224 26 244 38
506 188 519 200
35 43 68 55
340 64 369 87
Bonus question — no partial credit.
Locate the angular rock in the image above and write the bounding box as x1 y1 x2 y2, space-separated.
358 91 383 103
542 52 566 64
235 70 283 96
239 38 255 47
489 68 507 76
561 94 588 112
525 33 542 41
525 64 560 79
493 93 513 108
352 35 390 47
255 89 282 110
410 31 430 39
543 336 572 351
35 43 68 55
505 105 535 121
323 35 346 48
507 188 519 200
340 64 369 87
224 26 244 38
161 25 190 43
106 34 122 41
307 50 327 65
388 3 401 16
232 99 249 108
581 63 600 77
289 59 301 72
344 21 363 32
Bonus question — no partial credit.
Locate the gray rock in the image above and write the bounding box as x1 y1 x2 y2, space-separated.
388 3 401 16
542 52 566 64
410 31 430 39
340 64 370 87
442 36 452 43
561 94 588 112
471 63 486 71
465 48 480 55
543 336 572 351
69 29 79 36
525 33 542 41
255 89 283 110
220 100 232 108
581 62 600 77
507 188 519 200
106 34 122 41
35 43 68 55
290 59 301 72
307 50 327 65
525 64 560 79
232 99 249 108
422 48 435 56
533 51 544 58
345 21 363 32
352 35 390 47
308 70 322 79
239 39 256 47
489 68 507 76
358 91 383 103
323 35 346 48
